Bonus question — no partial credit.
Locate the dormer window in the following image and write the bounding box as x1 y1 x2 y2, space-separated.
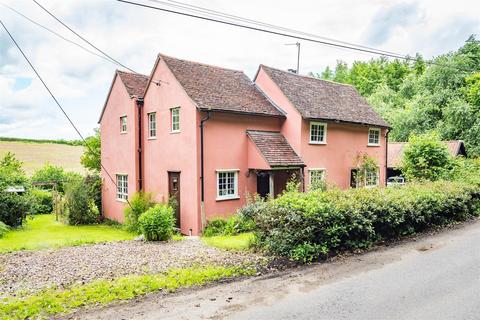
309 121 327 144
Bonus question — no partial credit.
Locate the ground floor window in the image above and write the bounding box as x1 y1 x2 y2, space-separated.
309 168 326 190
351 168 379 188
116 174 128 200
216 170 238 200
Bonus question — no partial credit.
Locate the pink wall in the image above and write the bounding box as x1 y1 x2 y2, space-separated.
202 112 282 220
100 75 139 222
255 66 387 190
143 59 201 235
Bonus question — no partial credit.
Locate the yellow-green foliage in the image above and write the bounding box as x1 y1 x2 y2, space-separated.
202 232 254 251
0 266 255 320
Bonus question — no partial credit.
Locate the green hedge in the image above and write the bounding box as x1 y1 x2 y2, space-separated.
254 181 480 262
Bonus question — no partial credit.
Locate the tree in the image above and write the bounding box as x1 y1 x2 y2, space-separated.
0 152 27 188
81 129 101 172
401 132 452 181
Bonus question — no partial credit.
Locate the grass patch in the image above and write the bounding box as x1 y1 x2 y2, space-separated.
202 232 254 251
0 215 134 253
0 265 255 320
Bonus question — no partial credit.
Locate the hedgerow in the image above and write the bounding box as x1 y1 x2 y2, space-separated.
254 180 480 262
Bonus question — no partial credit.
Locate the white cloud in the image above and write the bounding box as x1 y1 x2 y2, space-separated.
0 0 479 139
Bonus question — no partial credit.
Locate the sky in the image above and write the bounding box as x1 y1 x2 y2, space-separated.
0 0 479 140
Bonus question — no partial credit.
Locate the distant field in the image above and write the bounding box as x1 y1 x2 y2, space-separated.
0 141 85 175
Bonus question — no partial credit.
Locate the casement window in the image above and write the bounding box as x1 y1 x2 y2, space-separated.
350 168 379 188
216 170 239 200
365 168 379 187
120 116 127 133
310 121 327 144
116 174 128 201
309 168 326 187
368 128 381 146
171 107 180 133
148 112 156 138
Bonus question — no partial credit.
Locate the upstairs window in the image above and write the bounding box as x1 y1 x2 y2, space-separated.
171 107 180 133
310 122 327 144
368 128 380 146
148 112 156 138
120 116 127 133
216 170 238 200
116 174 128 201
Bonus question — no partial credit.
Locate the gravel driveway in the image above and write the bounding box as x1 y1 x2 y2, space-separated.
0 238 268 296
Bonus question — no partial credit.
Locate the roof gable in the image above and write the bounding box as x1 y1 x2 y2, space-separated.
116 71 149 98
158 54 284 117
258 65 389 127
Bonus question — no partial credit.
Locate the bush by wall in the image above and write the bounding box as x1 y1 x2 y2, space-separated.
0 221 10 238
29 189 53 215
0 191 30 227
124 192 156 234
138 204 175 241
63 178 100 225
203 214 256 237
254 181 480 262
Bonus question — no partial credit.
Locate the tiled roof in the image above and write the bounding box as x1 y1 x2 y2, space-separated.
117 70 149 98
160 54 284 117
259 65 389 127
387 140 466 167
247 130 304 167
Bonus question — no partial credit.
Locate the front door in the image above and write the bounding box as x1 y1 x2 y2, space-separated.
168 172 181 228
257 172 270 198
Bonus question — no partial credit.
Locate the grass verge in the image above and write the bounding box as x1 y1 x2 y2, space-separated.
202 232 254 251
0 215 134 253
0 265 255 320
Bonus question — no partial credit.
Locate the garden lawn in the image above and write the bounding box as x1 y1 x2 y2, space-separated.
202 233 254 251
0 214 134 252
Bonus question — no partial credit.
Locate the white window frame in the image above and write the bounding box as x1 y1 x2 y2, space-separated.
120 116 127 134
308 168 326 186
309 121 327 144
368 128 381 146
365 167 380 188
116 174 128 201
148 112 157 139
171 107 180 133
216 169 239 201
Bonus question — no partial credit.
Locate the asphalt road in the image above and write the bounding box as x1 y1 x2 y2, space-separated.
75 219 480 320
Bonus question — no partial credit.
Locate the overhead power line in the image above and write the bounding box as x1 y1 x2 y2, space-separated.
117 0 476 73
0 18 133 210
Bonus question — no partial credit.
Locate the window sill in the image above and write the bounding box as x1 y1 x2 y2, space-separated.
216 196 240 202
309 141 327 145
367 143 380 147
120 132 127 135
148 137 157 140
116 198 128 203
170 130 181 134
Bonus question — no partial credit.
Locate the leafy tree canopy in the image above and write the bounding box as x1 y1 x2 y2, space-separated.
80 129 101 172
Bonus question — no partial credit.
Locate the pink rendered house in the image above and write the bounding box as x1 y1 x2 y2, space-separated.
99 54 389 235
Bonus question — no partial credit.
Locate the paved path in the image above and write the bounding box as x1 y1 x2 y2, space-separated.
74 219 480 320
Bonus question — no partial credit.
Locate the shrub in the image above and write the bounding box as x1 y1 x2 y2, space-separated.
29 188 53 214
203 218 227 237
0 191 30 227
124 192 156 233
0 152 27 188
254 181 480 262
401 132 453 181
203 214 256 237
0 221 11 238
84 174 102 213
63 177 99 225
138 204 175 241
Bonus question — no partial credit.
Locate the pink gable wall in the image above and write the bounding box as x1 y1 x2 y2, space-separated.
100 75 139 222
247 137 271 170
255 66 387 189
143 59 202 235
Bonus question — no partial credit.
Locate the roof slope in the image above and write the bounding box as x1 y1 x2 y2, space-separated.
388 140 466 167
259 65 389 127
247 130 304 167
160 54 284 117
117 71 149 98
